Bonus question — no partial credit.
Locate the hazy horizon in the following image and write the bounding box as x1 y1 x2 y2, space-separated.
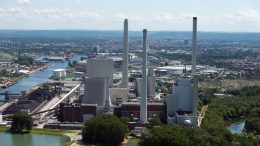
1 29 260 33
0 0 260 32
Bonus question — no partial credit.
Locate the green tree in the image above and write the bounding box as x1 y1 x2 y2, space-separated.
120 117 130 126
11 112 33 133
147 118 162 129
245 118 260 135
17 56 34 65
82 115 129 146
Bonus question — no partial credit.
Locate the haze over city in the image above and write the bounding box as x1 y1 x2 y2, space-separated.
0 0 260 31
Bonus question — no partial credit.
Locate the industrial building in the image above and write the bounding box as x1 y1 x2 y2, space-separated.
135 68 156 98
83 77 108 106
58 17 202 127
86 58 113 87
75 57 123 73
167 17 202 127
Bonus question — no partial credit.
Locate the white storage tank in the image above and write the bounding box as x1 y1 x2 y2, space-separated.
53 69 66 78
0 114 2 123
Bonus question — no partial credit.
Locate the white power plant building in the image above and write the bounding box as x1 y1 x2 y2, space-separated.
167 17 202 127
135 68 156 98
83 19 130 115
0 114 2 123
53 69 66 78
83 77 108 106
86 58 113 87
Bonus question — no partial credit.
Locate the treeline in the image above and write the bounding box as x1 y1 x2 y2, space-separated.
199 86 260 121
208 95 259 121
141 123 234 146
17 56 34 65
141 110 260 146
225 85 260 97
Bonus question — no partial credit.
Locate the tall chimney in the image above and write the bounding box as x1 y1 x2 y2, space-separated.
191 17 197 78
140 29 148 123
122 19 129 89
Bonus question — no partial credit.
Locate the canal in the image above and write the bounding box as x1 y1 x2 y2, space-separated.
0 132 68 146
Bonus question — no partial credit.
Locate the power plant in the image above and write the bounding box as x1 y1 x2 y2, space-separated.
58 17 202 127
167 17 201 126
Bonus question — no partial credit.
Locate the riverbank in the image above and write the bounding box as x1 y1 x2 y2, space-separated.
28 63 49 75
0 126 74 135
0 64 49 89
0 126 76 146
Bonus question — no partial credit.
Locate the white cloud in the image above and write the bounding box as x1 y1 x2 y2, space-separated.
154 12 175 21
78 11 103 20
235 9 260 22
16 0 30 6
0 6 259 31
115 13 146 21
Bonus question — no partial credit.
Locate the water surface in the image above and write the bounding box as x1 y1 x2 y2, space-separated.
227 121 245 134
0 132 68 146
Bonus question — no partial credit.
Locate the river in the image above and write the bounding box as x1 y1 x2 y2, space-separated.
0 55 84 101
0 132 68 146
0 55 84 145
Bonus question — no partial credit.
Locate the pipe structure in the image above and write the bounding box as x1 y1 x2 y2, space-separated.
122 19 129 89
140 29 148 123
191 17 197 78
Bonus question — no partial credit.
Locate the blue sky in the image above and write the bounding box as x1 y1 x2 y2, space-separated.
0 0 260 32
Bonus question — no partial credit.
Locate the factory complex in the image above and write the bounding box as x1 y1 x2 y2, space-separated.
57 17 202 128
0 17 208 130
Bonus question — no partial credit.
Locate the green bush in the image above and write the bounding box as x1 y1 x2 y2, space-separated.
11 112 33 133
245 118 260 135
82 115 129 146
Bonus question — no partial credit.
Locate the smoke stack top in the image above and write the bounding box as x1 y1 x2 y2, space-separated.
191 17 197 77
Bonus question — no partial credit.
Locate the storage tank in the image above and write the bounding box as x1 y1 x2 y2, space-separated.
53 69 66 78
0 114 2 123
